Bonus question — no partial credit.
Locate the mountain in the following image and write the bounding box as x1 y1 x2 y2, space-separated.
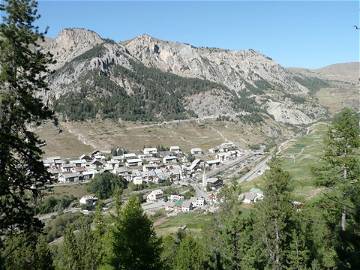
44 28 328 125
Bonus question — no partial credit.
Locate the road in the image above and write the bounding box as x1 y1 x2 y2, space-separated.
239 155 271 182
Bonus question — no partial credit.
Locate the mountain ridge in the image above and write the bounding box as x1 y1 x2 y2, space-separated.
43 28 337 125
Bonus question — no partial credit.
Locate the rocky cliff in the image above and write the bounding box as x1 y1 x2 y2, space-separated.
44 28 328 125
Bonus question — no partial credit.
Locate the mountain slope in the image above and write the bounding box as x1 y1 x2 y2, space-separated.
45 28 327 125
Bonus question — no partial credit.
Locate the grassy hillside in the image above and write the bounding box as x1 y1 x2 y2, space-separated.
37 118 292 158
240 122 328 199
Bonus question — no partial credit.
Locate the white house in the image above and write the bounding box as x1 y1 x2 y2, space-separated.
169 194 184 202
182 201 193 212
170 146 181 153
79 195 98 206
126 158 142 167
146 189 164 202
190 148 203 155
143 164 159 172
206 159 221 168
58 173 81 183
133 177 144 185
70 159 87 167
193 197 205 207
163 155 178 164
143 147 158 155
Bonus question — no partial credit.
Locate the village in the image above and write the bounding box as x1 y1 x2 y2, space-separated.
43 142 267 217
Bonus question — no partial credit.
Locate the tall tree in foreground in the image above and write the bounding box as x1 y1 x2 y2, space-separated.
255 159 309 269
314 108 360 268
104 196 162 270
0 0 56 245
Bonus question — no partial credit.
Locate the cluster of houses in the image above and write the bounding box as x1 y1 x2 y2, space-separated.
146 189 207 214
44 142 250 187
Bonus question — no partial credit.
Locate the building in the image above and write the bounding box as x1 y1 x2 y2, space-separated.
170 146 181 154
146 189 164 202
169 194 185 202
190 148 203 155
163 155 178 164
182 201 193 212
58 173 81 183
206 177 223 190
143 147 158 155
241 188 264 204
126 158 143 167
79 195 98 206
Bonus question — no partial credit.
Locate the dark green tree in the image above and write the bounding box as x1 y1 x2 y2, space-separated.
87 172 127 199
255 159 309 270
313 108 360 269
2 233 53 270
174 234 206 270
58 219 102 270
0 0 56 245
104 196 162 270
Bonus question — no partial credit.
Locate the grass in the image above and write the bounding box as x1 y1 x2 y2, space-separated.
316 86 359 115
37 118 291 157
240 122 329 199
155 211 213 236
46 183 89 199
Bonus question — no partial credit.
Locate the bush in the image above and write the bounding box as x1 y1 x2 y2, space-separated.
87 172 127 199
37 195 76 215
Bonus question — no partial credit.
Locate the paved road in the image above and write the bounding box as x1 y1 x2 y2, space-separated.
239 155 272 182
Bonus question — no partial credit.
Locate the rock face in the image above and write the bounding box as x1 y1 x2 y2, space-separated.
124 34 308 94
44 28 328 125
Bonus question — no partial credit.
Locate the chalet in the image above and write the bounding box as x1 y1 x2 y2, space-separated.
190 148 203 155
143 147 158 155
58 173 81 183
188 159 202 172
182 201 193 212
206 159 221 168
70 159 87 167
123 153 137 160
133 177 144 185
126 158 142 167
82 170 96 180
206 177 223 190
146 189 164 202
170 146 181 154
241 188 263 204
143 164 159 172
91 160 104 170
169 194 185 202
79 195 98 206
192 197 205 207
163 155 178 164
61 163 75 173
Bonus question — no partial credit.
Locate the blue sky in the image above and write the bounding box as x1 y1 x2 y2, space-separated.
36 1 359 68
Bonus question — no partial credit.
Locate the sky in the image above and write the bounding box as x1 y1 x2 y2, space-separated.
35 1 359 68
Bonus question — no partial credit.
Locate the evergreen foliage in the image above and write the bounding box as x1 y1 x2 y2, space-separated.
87 172 127 199
0 0 56 244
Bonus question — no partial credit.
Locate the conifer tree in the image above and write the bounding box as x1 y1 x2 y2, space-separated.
314 108 360 268
174 234 205 270
255 159 309 269
105 196 162 270
0 0 56 244
2 233 53 270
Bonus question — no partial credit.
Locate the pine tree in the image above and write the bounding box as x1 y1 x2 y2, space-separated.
313 108 360 269
58 219 103 270
2 233 54 270
174 234 205 270
0 0 56 245
105 196 162 270
255 159 309 270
